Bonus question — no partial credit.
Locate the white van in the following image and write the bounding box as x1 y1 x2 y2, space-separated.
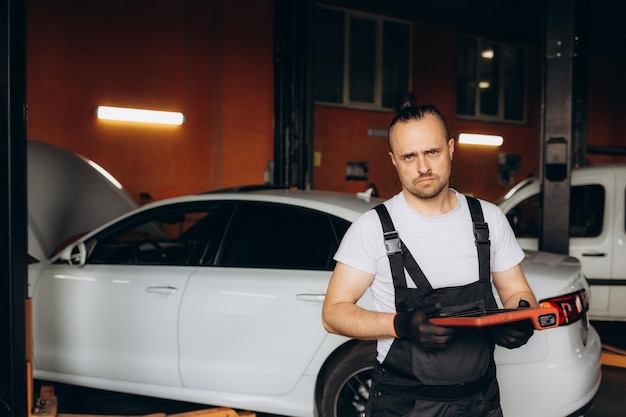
499 164 626 321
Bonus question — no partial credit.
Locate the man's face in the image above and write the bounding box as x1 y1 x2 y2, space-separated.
388 114 455 199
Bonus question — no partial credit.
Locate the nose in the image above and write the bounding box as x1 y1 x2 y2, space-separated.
416 155 431 174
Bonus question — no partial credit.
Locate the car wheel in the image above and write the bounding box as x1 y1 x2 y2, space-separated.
318 341 376 417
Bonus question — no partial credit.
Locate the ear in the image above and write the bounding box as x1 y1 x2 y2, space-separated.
448 138 455 160
389 151 397 167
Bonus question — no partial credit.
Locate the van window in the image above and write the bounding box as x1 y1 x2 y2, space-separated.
570 185 604 237
506 184 605 238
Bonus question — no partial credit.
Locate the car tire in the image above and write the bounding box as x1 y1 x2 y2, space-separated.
317 341 376 417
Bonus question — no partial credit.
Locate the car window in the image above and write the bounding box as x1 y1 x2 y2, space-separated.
506 184 605 238
570 185 604 237
216 202 347 270
86 203 223 266
506 193 541 238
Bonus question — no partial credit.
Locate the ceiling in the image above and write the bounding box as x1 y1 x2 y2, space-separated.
331 0 626 61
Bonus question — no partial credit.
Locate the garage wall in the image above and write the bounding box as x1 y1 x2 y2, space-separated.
27 0 274 203
314 21 544 201
586 56 626 165
26 0 625 205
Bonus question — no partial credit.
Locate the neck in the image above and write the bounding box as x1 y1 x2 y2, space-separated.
402 188 457 216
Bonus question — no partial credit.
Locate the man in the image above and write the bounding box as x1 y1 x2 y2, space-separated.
321 104 537 417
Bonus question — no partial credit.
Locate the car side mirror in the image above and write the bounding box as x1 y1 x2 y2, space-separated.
61 242 87 266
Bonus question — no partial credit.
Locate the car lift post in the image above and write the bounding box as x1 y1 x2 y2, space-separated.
1 1 29 417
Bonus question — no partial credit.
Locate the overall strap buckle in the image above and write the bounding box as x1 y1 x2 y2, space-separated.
383 231 402 255
473 221 490 246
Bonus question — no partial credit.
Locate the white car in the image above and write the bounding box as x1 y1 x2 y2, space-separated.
29 188 601 417
27 140 138 261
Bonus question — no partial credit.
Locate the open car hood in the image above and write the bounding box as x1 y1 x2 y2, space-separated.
27 140 138 261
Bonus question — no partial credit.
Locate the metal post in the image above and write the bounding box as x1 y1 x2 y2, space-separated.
540 0 587 254
0 0 28 416
272 0 314 189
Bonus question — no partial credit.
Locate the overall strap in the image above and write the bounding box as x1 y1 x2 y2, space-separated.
465 196 491 284
374 204 432 292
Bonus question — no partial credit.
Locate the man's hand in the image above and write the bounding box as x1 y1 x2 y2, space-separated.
393 303 456 350
490 299 535 349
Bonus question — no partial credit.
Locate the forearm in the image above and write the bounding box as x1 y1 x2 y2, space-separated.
493 265 538 309
501 291 538 308
322 302 397 340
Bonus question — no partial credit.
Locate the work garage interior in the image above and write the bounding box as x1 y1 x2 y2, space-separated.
3 0 626 416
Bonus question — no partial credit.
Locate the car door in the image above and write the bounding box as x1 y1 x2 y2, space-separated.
32 202 220 387
178 200 348 395
567 172 615 318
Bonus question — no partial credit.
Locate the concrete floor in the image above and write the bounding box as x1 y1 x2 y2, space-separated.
34 320 626 417
38 369 626 417
587 366 626 417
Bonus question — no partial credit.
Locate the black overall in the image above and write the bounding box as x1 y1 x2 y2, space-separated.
366 196 503 417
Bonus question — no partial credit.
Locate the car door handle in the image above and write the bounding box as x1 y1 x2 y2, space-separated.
146 286 178 295
581 252 606 257
296 293 326 302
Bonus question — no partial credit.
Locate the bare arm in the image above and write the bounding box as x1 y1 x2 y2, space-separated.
322 262 397 339
491 264 537 308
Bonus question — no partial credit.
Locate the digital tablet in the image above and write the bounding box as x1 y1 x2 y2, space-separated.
428 307 560 330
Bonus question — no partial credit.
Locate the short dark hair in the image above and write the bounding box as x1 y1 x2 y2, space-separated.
388 104 451 148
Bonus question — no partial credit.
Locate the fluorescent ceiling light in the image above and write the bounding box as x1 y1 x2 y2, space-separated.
96 106 184 125
458 133 503 147
478 81 491 89
481 49 495 59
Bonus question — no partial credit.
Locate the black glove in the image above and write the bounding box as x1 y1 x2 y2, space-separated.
393 303 456 350
490 299 535 349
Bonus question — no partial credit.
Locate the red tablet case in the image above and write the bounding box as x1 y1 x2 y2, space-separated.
428 307 560 330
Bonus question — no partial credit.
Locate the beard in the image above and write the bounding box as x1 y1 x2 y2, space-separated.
405 174 448 199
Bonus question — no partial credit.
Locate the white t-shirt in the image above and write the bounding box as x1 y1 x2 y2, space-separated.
333 189 525 361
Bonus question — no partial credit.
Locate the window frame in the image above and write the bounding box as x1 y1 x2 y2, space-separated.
313 5 412 111
456 34 528 123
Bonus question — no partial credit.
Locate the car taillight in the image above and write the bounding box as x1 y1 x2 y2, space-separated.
539 289 589 326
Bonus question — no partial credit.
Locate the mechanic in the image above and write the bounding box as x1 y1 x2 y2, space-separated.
321 103 537 417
